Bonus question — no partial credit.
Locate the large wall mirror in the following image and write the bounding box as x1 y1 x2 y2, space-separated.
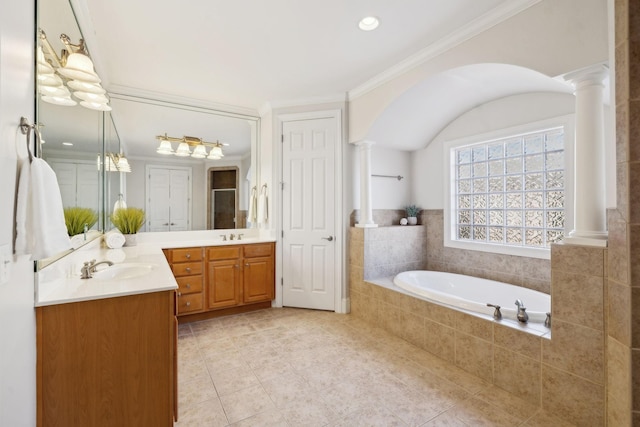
36 0 260 269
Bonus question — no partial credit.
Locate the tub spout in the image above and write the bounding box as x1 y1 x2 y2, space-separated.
515 299 529 323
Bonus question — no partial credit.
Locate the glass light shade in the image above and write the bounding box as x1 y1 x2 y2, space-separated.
211 145 224 158
73 91 109 103
156 140 174 155
38 73 63 87
116 156 131 173
57 53 101 83
37 62 55 75
41 95 77 106
175 142 191 157
67 80 106 94
79 101 112 111
38 84 69 97
191 145 207 159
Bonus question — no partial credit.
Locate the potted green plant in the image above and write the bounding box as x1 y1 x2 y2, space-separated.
110 207 145 246
64 207 99 236
405 205 421 225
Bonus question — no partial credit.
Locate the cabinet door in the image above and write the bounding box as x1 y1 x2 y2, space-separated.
243 255 275 303
207 259 241 309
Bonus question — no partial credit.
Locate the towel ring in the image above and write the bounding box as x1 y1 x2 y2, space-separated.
20 117 43 162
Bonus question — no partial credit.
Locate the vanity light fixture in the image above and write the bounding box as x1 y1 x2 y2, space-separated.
358 16 380 31
98 153 131 173
38 29 111 111
156 133 226 160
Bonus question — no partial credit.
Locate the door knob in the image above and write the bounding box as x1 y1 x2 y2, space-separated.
321 236 334 242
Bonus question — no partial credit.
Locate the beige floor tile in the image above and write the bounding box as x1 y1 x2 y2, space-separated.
179 375 218 408
198 337 237 359
331 405 408 426
178 358 210 385
204 350 249 373
219 384 276 424
260 371 314 408
421 410 470 426
318 380 381 417
448 397 521 427
174 397 228 427
475 385 539 420
523 409 577 426
211 367 260 396
280 395 337 426
228 408 288 427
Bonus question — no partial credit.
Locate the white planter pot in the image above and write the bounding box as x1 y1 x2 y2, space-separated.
407 217 418 225
123 234 137 246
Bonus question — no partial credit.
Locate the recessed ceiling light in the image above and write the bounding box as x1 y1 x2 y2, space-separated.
62 142 73 146
359 16 379 31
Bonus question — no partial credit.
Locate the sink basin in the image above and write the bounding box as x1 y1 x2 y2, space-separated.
92 263 155 280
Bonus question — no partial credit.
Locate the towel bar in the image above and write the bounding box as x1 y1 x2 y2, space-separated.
372 174 404 181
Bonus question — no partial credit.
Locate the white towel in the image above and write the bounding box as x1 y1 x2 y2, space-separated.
15 157 72 260
247 187 257 224
105 229 126 249
257 191 268 225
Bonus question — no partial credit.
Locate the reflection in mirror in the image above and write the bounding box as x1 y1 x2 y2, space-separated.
109 95 259 232
36 0 107 269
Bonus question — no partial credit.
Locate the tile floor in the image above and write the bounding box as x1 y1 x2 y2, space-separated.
175 308 574 427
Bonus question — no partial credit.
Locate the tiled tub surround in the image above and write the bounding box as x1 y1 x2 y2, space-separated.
349 226 607 425
423 210 552 294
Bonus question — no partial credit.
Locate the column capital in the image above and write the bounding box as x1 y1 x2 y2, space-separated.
563 63 609 89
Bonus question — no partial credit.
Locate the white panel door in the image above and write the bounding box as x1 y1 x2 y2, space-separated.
147 167 191 232
282 117 336 310
168 169 190 231
147 168 171 232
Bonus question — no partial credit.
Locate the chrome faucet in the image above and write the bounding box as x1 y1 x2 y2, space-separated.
80 259 114 279
229 233 236 240
220 234 227 241
486 303 502 320
515 299 529 323
237 233 243 241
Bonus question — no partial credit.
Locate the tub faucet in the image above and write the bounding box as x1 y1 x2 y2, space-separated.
486 303 502 320
80 259 114 279
515 299 529 323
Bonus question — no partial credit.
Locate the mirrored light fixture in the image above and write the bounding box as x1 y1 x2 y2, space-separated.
156 133 226 160
38 29 111 111
97 153 131 173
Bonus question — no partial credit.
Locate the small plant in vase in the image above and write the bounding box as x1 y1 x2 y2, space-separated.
110 207 145 246
405 205 421 225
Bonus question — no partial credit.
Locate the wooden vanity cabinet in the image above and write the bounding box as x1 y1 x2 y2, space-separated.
206 242 275 310
164 247 204 315
36 290 177 427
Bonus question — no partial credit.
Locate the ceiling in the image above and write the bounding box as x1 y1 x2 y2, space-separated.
42 0 553 156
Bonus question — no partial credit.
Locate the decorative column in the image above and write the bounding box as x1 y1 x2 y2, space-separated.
564 64 608 247
354 140 377 228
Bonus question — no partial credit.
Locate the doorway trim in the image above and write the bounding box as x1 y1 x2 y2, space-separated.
275 109 344 313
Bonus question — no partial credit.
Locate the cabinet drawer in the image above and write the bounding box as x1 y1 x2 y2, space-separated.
176 275 203 295
208 246 241 261
243 243 273 258
171 262 203 277
177 293 203 314
171 247 203 263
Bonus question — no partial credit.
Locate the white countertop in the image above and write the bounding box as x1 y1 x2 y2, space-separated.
35 230 276 307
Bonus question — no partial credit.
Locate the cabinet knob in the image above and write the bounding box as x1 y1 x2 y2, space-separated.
186 301 191 307
177 292 182 297
186 253 191 259
245 263 249 267
185 267 191 273
235 265 239 269
186 283 191 289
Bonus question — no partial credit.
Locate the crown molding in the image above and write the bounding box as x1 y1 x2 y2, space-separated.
107 84 260 118
347 0 542 101
267 93 347 111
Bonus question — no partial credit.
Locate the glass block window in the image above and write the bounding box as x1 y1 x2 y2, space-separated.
452 127 565 249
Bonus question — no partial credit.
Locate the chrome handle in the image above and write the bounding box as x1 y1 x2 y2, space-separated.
185 267 191 273
186 301 190 307
171 222 176 226
177 292 182 297
245 263 249 267
186 253 191 259
321 236 334 242
186 283 191 289
486 303 502 320
163 223 169 226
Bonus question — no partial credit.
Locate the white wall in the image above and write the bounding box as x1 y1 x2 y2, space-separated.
349 0 609 143
370 147 412 209
413 92 577 209
0 0 37 424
